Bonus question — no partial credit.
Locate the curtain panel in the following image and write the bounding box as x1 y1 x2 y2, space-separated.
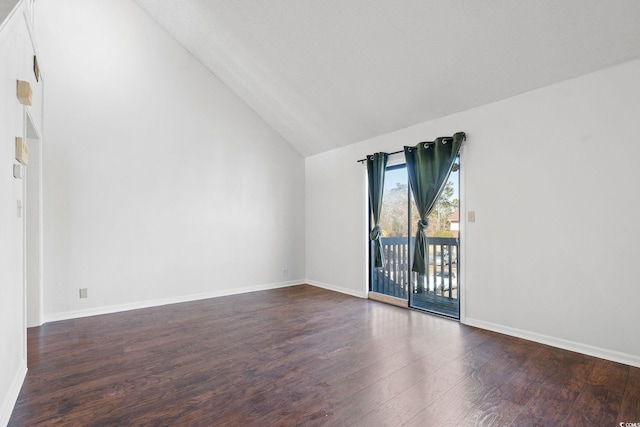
404 132 465 275
366 152 389 269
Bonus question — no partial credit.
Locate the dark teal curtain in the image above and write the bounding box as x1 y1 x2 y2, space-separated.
404 132 465 275
367 153 389 269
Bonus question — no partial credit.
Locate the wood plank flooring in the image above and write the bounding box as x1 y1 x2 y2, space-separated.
9 285 640 426
410 292 459 318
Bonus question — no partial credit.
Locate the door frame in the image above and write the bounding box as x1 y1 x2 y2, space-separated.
458 148 466 323
364 150 465 321
24 107 43 332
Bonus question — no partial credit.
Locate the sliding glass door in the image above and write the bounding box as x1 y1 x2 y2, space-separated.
369 159 460 318
369 165 411 300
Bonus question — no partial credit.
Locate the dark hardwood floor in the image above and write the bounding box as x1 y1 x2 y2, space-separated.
9 285 640 426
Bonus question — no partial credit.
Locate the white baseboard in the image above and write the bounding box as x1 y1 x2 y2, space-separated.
0 360 27 427
305 280 368 299
464 317 640 368
43 280 302 323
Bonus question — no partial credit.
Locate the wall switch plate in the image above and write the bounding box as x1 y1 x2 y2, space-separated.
468 211 476 222
13 164 25 179
79 288 88 298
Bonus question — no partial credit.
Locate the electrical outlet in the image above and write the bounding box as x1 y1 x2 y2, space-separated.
282 267 288 276
79 288 88 299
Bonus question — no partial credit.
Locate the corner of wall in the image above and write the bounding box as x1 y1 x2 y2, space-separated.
0 361 26 427
305 279 368 299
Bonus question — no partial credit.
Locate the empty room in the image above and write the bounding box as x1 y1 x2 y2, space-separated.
1 0 639 425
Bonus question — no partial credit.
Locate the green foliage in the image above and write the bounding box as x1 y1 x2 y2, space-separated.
378 180 458 237
427 181 458 236
378 183 414 237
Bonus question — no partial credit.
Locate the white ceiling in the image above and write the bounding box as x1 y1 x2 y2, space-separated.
0 0 20 24
133 0 640 157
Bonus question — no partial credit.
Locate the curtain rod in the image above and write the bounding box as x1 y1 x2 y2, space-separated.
356 135 465 163
356 149 404 163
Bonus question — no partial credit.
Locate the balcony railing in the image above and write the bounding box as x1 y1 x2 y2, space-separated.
371 236 459 302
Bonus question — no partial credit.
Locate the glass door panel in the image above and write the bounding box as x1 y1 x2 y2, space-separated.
409 159 460 318
370 165 410 300
369 159 461 319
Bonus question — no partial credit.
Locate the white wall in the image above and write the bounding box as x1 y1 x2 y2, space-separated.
305 146 369 298
35 0 305 320
306 59 640 367
0 1 42 424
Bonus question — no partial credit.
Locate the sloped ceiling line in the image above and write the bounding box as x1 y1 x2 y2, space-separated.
133 0 640 157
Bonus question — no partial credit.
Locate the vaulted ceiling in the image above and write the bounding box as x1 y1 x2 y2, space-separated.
1 0 20 23
133 0 640 157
